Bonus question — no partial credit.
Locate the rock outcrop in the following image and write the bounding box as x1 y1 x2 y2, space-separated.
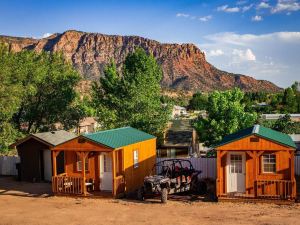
0 30 281 92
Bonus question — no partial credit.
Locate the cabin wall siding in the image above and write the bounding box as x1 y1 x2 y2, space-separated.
122 138 156 194
17 139 47 182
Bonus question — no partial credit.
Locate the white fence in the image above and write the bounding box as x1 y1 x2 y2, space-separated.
0 156 20 176
156 157 217 179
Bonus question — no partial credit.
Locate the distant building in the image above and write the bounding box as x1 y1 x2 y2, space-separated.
261 114 300 122
74 117 99 134
157 119 199 158
172 105 188 118
290 134 300 153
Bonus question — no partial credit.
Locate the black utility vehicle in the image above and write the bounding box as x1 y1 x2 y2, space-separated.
137 159 202 203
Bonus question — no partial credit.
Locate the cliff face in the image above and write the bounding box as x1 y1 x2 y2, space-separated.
0 30 281 92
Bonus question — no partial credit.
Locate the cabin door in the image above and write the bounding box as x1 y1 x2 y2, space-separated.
43 149 52 181
99 153 113 191
226 152 246 193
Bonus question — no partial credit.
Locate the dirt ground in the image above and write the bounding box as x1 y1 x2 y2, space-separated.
1 176 300 225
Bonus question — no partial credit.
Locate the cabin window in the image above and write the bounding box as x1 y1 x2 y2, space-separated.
76 155 89 172
262 154 276 173
103 155 112 172
133 150 139 168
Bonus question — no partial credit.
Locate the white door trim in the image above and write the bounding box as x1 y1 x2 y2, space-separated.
99 152 113 191
226 152 246 193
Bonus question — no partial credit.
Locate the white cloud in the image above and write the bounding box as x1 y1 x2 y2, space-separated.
217 5 240 13
232 48 256 61
242 4 254 12
271 0 300 13
42 33 52 38
204 32 300 46
208 49 224 57
199 15 212 22
236 0 248 5
200 32 300 87
176 13 190 18
257 2 271 9
252 15 263 21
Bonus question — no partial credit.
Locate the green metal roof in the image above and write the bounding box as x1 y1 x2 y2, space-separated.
83 127 156 149
215 125 296 149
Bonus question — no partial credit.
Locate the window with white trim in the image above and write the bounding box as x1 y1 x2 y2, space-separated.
262 154 276 173
76 155 89 172
133 150 139 168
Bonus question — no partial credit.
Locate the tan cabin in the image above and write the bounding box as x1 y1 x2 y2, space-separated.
51 127 156 198
215 125 297 201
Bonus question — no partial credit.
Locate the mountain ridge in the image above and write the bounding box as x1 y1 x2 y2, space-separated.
0 30 281 93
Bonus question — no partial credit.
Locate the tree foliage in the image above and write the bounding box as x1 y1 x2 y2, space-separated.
0 44 83 152
188 92 208 110
92 48 171 140
260 114 300 134
194 88 257 147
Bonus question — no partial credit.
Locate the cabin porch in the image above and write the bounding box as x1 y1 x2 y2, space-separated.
51 149 125 198
216 149 296 201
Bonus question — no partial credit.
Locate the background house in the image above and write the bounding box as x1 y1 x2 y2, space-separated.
261 114 300 122
158 119 199 158
11 130 76 182
74 117 99 134
172 105 188 119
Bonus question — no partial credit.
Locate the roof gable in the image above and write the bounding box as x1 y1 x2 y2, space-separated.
215 125 296 149
11 130 77 148
83 127 156 149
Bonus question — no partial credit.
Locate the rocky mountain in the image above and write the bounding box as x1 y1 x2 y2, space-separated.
0 30 280 92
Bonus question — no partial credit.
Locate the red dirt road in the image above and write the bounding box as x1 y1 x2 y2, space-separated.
0 177 300 225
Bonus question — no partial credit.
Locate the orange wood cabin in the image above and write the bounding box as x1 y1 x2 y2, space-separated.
51 127 156 198
215 125 297 201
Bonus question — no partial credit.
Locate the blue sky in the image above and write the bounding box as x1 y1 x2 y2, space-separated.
1 0 300 88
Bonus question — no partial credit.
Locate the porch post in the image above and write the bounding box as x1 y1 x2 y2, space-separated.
253 151 257 197
216 150 221 197
81 152 88 196
112 151 116 197
290 150 296 198
52 150 58 176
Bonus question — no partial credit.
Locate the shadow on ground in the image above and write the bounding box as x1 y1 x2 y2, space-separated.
0 176 52 198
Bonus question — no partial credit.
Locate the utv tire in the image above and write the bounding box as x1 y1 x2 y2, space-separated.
161 188 168 203
137 187 144 201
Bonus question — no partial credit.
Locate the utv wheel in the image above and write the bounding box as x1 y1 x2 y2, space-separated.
161 188 168 203
137 187 144 201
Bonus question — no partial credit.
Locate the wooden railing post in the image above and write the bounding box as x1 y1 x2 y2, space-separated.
52 151 58 177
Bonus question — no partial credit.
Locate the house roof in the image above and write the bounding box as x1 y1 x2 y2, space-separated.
11 130 77 148
162 120 193 147
83 127 156 149
215 125 296 149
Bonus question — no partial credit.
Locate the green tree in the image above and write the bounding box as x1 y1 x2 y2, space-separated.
92 49 171 140
282 87 297 113
194 88 257 147
188 92 208 110
0 45 83 152
0 43 23 151
12 51 81 133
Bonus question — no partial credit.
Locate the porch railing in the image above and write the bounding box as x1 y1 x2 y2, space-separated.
114 175 125 196
255 180 295 200
52 174 83 195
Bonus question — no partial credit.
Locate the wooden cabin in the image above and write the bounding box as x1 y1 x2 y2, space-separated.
11 131 76 182
215 125 297 201
51 127 156 198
